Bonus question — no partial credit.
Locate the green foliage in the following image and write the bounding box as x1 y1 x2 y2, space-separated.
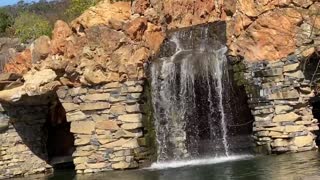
65 0 102 20
12 12 52 42
0 9 13 34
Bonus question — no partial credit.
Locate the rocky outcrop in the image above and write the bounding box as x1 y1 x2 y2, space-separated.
0 0 319 178
71 2 131 30
229 8 303 61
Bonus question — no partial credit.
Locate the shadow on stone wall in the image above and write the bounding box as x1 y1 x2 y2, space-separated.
304 51 320 146
0 92 75 177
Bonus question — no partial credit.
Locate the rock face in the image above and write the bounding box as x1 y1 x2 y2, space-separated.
230 8 303 61
0 0 319 178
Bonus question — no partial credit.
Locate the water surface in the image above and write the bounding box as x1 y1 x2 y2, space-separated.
23 151 320 180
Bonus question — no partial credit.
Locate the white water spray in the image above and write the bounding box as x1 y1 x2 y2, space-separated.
148 155 253 170
151 24 230 161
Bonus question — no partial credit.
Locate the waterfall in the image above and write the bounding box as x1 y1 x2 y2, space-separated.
151 23 231 161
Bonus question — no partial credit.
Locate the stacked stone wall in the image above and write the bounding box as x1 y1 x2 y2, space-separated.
0 104 51 179
233 56 319 153
57 80 152 173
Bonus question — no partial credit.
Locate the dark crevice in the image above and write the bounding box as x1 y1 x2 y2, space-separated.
45 97 75 170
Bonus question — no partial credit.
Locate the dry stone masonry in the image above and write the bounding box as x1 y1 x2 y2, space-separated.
57 81 151 173
0 0 319 179
233 56 319 153
0 104 51 179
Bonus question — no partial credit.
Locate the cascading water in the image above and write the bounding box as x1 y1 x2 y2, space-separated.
151 22 254 163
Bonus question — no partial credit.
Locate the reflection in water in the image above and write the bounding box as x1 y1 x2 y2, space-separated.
148 155 252 170
22 151 320 180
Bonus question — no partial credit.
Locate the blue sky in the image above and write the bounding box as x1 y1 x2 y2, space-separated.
0 0 39 7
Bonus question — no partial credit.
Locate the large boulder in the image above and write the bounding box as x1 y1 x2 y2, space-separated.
3 49 32 74
0 69 60 102
51 20 73 57
30 36 51 63
71 1 131 30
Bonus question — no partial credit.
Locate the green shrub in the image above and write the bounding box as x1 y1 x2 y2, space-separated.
12 11 52 42
0 9 13 34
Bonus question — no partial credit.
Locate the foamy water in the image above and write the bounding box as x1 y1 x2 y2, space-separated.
148 155 254 170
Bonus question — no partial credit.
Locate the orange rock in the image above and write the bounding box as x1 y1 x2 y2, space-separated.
223 0 236 16
162 0 221 29
71 1 131 30
228 12 252 38
229 8 303 61
238 0 291 17
130 47 149 65
124 17 148 40
3 49 32 74
143 23 165 53
132 0 150 15
51 20 73 57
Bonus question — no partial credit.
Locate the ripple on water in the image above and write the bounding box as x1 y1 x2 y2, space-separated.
147 155 254 170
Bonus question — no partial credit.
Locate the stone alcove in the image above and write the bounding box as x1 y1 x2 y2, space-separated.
234 51 320 154
302 51 320 146
0 90 75 178
46 97 75 168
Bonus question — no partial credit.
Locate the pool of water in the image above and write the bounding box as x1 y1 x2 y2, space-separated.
19 151 320 180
